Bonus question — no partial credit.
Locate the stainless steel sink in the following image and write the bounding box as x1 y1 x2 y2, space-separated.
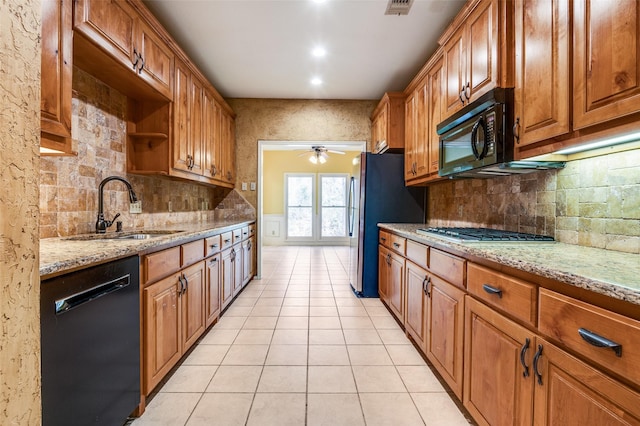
65 230 184 241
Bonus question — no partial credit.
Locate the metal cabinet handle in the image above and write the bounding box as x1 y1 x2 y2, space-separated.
425 276 431 298
209 257 218 265
513 117 520 143
482 284 503 299
210 243 218 249
532 344 543 385
520 338 530 378
182 274 188 294
138 55 144 74
459 90 465 105
578 328 622 357
386 253 391 266
422 275 428 295
380 237 387 242
177 275 185 294
224 238 231 243
132 49 139 70
393 242 400 248
464 82 470 100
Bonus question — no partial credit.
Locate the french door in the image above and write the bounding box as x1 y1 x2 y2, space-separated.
285 173 348 243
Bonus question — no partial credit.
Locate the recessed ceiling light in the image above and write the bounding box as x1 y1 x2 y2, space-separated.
312 46 326 57
311 77 322 86
312 0 327 3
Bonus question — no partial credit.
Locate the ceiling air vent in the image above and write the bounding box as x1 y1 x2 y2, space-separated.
385 0 414 15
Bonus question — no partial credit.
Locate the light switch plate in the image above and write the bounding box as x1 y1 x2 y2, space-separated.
129 201 142 214
241 182 248 191
250 182 256 191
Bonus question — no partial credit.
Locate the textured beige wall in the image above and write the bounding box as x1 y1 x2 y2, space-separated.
227 98 377 209
0 0 42 423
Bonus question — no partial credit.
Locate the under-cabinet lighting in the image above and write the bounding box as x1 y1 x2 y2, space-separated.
554 131 640 155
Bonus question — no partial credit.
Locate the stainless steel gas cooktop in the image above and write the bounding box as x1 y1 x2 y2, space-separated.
417 227 555 242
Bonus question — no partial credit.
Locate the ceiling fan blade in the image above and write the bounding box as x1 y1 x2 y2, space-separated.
297 151 312 157
327 149 345 154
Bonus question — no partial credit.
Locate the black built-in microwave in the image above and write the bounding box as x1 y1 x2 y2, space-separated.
436 88 564 178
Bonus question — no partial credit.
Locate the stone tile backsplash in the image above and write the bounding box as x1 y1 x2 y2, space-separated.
39 67 254 238
428 148 640 253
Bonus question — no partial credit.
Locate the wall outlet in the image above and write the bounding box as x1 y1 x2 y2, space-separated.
168 201 172 212
241 182 248 191
250 182 256 191
129 201 142 214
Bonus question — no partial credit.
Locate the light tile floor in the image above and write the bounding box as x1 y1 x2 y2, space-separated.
132 246 471 426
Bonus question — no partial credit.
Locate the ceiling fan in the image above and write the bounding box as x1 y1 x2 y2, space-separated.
297 145 345 164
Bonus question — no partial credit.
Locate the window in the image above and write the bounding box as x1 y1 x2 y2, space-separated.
286 174 314 238
320 175 347 238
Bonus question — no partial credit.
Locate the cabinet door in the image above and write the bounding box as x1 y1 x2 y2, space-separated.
225 112 236 184
573 0 640 129
173 59 191 173
428 56 444 174
242 238 254 286
205 254 221 328
464 297 535 426
181 261 205 351
533 338 640 426
414 81 429 178
388 250 405 322
466 0 498 102
41 0 73 148
232 246 243 296
378 246 390 302
405 261 428 349
404 93 416 181
189 75 205 176
143 272 181 394
73 0 136 69
514 0 570 147
221 248 234 309
203 91 216 179
426 275 465 399
135 18 173 100
443 26 467 117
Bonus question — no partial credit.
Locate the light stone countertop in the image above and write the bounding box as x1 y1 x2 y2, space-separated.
380 223 640 306
40 219 254 279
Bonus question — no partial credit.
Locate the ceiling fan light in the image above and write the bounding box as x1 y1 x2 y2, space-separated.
319 155 327 164
309 154 318 164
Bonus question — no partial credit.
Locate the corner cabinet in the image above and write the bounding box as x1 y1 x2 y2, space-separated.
371 93 405 153
40 0 74 154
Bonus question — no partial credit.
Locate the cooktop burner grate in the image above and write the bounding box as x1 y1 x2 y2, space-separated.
417 227 555 242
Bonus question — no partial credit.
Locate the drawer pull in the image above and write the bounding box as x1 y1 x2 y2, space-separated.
224 239 231 243
393 242 401 248
381 237 387 242
422 276 431 298
519 338 530 378
482 284 503 298
533 344 543 385
578 328 622 357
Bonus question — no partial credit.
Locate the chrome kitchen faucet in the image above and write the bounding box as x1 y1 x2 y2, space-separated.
96 176 138 233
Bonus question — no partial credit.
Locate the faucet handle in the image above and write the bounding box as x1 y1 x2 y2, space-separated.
106 213 121 228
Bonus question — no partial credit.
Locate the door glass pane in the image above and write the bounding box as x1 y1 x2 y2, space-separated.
288 176 313 207
288 207 313 237
322 207 345 237
322 177 346 206
320 175 347 238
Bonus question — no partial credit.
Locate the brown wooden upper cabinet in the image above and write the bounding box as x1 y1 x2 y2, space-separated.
371 92 405 153
405 53 445 186
513 0 570 148
514 0 640 157
73 0 174 101
442 0 501 118
41 0 74 155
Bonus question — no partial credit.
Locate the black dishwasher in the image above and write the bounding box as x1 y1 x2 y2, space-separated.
41 256 140 426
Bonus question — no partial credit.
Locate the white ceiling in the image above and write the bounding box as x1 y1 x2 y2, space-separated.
143 0 466 100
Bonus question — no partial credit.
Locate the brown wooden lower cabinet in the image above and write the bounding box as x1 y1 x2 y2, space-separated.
426 274 465 399
205 253 221 328
464 296 535 426
533 338 640 426
143 271 182 395
378 245 390 301
221 246 234 310
405 260 428 349
233 244 243 297
180 261 205 351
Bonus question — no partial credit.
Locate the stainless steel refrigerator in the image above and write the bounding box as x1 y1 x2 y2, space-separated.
348 152 426 297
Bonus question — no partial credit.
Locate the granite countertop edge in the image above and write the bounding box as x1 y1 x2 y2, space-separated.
40 219 254 279
379 223 640 306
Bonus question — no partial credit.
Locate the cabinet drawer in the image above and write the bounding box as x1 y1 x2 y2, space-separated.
205 235 221 257
232 228 242 242
144 246 180 284
406 240 428 269
248 224 256 238
241 226 250 240
181 239 204 267
467 263 537 326
379 230 391 248
430 248 465 288
539 288 640 385
220 231 234 249
388 234 406 255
